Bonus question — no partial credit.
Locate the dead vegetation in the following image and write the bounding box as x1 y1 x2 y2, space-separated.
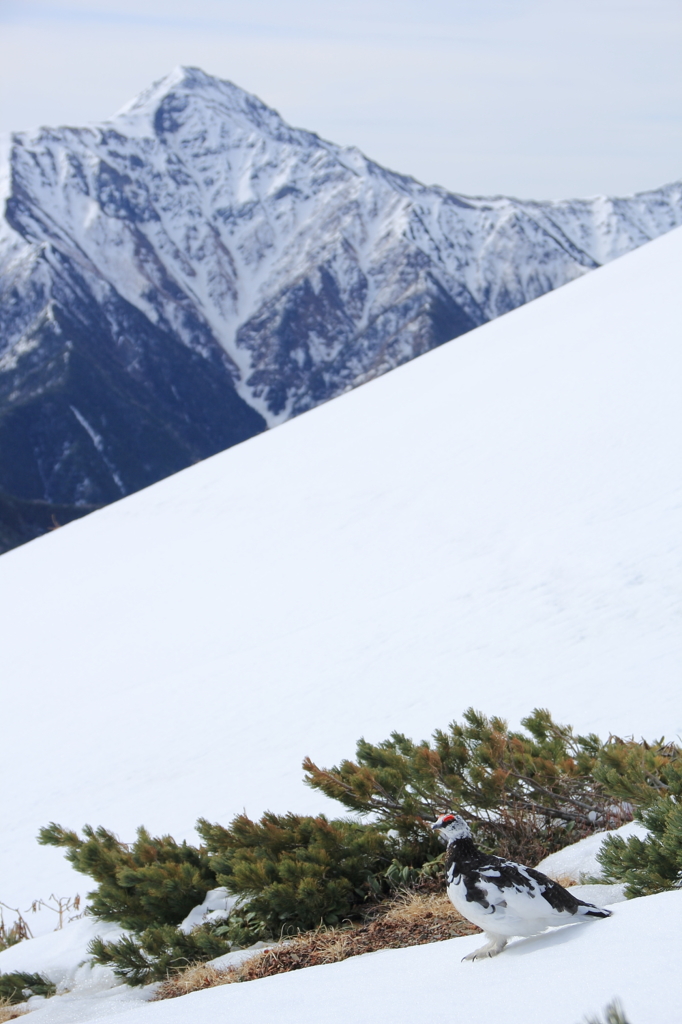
1 894 82 954
551 874 580 888
0 903 33 953
155 890 480 1001
0 1003 27 1023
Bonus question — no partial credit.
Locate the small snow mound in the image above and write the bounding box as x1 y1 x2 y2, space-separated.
178 888 237 935
567 883 628 906
208 941 274 971
537 821 649 884
0 916 156 1022
0 916 124 985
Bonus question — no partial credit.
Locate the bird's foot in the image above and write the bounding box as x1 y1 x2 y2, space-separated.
462 936 507 962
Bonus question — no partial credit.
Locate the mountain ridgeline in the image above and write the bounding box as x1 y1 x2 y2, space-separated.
1 66 680 552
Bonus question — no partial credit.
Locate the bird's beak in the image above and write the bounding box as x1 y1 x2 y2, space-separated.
431 821 442 831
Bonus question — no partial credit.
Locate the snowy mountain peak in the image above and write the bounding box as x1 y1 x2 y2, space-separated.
112 66 303 146
1 67 682 553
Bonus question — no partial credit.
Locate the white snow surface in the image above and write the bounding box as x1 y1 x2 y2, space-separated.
567 883 628 906
538 821 651 884
0 917 124 982
8 892 681 1024
0 225 680 921
0 917 154 1022
177 888 235 934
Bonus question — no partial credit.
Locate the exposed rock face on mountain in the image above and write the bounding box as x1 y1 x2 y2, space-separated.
1 66 681 553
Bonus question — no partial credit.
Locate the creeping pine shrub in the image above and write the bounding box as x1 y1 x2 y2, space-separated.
37 823 230 986
196 812 399 933
303 707 631 863
88 925 232 987
595 737 682 896
37 814 403 985
0 972 56 1005
37 824 216 931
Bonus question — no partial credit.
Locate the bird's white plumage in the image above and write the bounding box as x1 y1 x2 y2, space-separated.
446 860 596 937
431 813 612 959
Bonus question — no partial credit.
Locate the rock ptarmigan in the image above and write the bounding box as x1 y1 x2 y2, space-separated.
432 812 612 960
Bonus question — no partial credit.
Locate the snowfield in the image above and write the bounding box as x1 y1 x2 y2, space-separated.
0 221 680 963
1 891 680 1024
80 890 682 1024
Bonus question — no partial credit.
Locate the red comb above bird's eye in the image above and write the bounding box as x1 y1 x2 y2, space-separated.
441 814 455 823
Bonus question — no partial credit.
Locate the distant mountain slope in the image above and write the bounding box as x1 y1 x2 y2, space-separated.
1 66 681 552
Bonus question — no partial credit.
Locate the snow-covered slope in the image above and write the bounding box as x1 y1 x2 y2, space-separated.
2 892 681 1024
1 66 681 551
69 891 682 1024
0 224 680 921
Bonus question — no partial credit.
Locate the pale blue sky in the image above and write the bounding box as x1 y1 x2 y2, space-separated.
1 0 680 199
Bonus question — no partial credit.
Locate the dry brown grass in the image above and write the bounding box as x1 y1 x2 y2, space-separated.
156 891 480 1001
154 963 232 999
0 1001 27 1022
550 874 579 888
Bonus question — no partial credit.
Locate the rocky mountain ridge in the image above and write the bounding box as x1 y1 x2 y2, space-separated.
1 66 681 552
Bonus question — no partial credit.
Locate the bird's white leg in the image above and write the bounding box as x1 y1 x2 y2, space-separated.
462 933 508 962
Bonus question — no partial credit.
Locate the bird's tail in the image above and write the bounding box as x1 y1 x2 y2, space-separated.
578 903 612 919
